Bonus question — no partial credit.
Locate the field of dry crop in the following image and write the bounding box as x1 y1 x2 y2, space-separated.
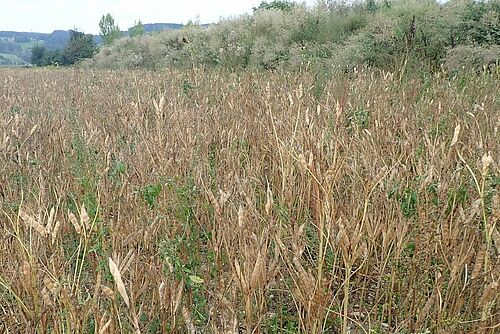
0 67 498 333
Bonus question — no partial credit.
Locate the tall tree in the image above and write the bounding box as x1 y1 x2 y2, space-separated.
62 30 96 65
129 20 145 38
99 13 121 45
253 0 295 12
31 44 46 66
366 0 378 12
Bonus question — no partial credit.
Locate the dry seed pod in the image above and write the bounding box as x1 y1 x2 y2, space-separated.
369 166 388 191
218 189 230 209
298 153 307 169
359 241 368 259
101 285 115 301
234 261 247 290
491 227 500 254
265 185 273 215
481 152 493 175
46 206 56 235
158 281 165 307
450 123 461 147
159 95 165 112
182 306 196 334
173 280 184 314
493 194 499 221
207 189 221 216
416 290 436 329
298 223 306 237
164 258 174 274
43 276 60 296
153 98 159 113
51 221 62 245
237 205 246 228
92 271 102 303
20 261 32 290
479 281 498 307
21 261 31 277
99 318 112 334
69 211 81 234
108 257 130 307
274 235 287 253
28 124 39 137
336 217 350 251
250 251 265 290
19 209 47 238
80 204 90 231
119 249 135 273
324 163 337 183
308 151 314 167
292 256 314 292
41 287 53 306
1 134 10 151
471 245 486 280
295 83 303 100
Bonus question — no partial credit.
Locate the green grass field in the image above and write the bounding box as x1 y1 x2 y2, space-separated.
19 40 38 51
0 52 26 66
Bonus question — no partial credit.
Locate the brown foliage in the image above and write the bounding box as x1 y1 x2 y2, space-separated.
0 67 498 333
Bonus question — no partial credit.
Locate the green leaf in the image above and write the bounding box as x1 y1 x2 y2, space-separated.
189 275 204 284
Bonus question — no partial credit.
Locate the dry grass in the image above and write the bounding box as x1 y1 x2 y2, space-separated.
0 67 498 333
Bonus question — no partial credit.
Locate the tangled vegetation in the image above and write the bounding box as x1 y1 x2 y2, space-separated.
86 0 500 72
0 66 498 333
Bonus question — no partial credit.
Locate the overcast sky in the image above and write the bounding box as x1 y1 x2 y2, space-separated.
1 0 319 34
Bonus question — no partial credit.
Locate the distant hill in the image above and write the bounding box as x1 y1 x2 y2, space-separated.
0 23 184 65
141 23 184 32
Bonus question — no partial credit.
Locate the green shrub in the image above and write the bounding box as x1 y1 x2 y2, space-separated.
86 0 500 73
444 45 500 71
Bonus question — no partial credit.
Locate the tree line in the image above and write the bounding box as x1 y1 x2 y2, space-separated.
32 0 499 71
30 14 144 66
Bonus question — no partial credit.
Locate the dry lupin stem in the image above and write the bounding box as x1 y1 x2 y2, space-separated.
0 67 498 333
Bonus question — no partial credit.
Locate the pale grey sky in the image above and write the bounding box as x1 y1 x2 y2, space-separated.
1 0 319 34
